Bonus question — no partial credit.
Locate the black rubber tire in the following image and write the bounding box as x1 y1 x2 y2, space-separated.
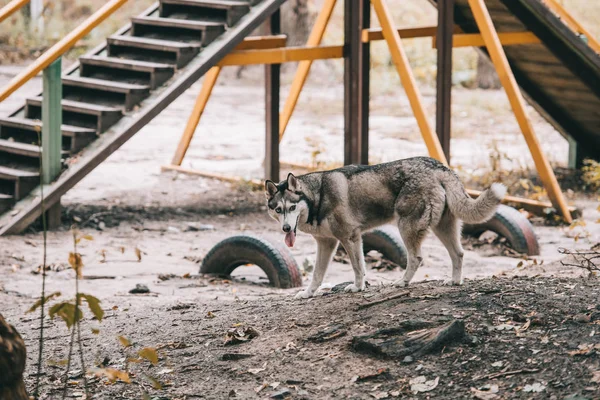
200 235 302 288
463 204 540 256
362 226 408 269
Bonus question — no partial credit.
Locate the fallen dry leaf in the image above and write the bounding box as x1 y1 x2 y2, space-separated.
409 376 439 394
135 247 142 262
523 383 546 393
224 326 260 346
591 370 600 384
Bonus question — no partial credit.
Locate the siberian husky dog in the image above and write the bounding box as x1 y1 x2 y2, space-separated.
265 157 506 299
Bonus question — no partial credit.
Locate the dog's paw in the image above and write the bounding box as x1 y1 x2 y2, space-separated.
442 279 463 286
393 279 408 287
294 290 313 299
343 283 363 293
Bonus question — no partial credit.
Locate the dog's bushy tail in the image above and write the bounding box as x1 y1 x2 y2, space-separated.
443 177 506 224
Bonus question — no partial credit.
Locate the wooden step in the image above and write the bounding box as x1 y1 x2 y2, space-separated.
63 76 151 111
131 16 225 46
107 35 201 68
0 165 39 200
159 0 250 27
0 139 44 158
25 97 123 133
0 193 14 215
0 117 98 154
79 56 175 90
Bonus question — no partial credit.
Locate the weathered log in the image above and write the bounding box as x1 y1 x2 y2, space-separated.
0 314 28 400
352 319 467 358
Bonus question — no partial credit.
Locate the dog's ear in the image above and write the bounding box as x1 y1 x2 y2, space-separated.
287 173 299 192
265 180 278 198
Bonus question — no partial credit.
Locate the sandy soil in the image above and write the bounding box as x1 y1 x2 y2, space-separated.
1 66 599 399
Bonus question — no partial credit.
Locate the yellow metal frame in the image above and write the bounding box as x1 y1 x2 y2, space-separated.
0 0 30 24
0 0 130 103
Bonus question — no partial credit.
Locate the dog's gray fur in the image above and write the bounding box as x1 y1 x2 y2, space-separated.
265 157 506 298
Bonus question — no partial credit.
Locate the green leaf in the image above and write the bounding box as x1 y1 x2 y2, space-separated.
138 347 159 365
49 302 82 329
27 291 61 313
78 293 104 321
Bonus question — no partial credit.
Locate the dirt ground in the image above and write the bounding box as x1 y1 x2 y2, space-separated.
1 65 600 399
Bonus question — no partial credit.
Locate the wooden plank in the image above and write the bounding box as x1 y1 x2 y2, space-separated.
171 67 221 166
234 34 287 50
371 0 447 165
433 31 540 48
467 0 572 222
465 189 578 216
161 164 262 187
344 0 370 165
436 0 454 163
361 25 462 42
279 0 337 139
264 9 280 182
218 45 344 66
0 0 130 103
42 58 62 185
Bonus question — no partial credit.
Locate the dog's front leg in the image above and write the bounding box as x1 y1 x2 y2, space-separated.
295 237 338 299
340 235 366 293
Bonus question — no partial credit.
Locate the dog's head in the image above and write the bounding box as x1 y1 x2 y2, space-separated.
265 173 307 248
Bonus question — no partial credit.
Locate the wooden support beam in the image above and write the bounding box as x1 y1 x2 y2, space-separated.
467 0 572 223
344 0 370 165
234 34 287 50
432 31 540 48
279 0 337 139
0 0 30 24
265 9 281 182
170 67 221 166
436 0 454 163
219 45 343 66
370 0 447 164
361 26 461 42
42 58 62 184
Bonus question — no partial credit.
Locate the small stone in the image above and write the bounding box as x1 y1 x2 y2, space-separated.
478 230 498 243
97 221 106 230
167 226 181 233
402 356 414 364
129 284 150 294
270 388 292 399
184 223 215 232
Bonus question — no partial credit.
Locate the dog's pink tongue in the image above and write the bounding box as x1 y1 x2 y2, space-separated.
285 231 296 247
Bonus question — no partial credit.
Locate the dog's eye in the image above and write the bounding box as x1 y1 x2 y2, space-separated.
275 207 282 214
289 205 296 212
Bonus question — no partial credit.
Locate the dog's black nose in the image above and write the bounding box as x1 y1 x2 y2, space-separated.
282 224 291 233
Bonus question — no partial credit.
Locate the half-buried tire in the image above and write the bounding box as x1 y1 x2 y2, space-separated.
463 204 540 256
362 226 408 269
200 235 303 288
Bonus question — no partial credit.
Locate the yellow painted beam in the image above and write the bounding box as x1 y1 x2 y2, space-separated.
362 25 461 42
432 31 541 48
0 0 129 103
370 0 447 165
542 0 600 54
234 34 288 51
0 0 29 24
218 45 344 66
171 67 221 166
468 0 572 222
279 0 337 140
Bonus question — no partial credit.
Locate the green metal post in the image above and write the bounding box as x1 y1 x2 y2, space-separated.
42 57 62 184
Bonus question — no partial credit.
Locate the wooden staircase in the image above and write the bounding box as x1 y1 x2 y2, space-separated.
0 0 286 234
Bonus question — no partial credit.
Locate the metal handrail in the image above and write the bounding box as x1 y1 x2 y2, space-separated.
541 0 600 54
0 0 129 103
0 0 29 24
